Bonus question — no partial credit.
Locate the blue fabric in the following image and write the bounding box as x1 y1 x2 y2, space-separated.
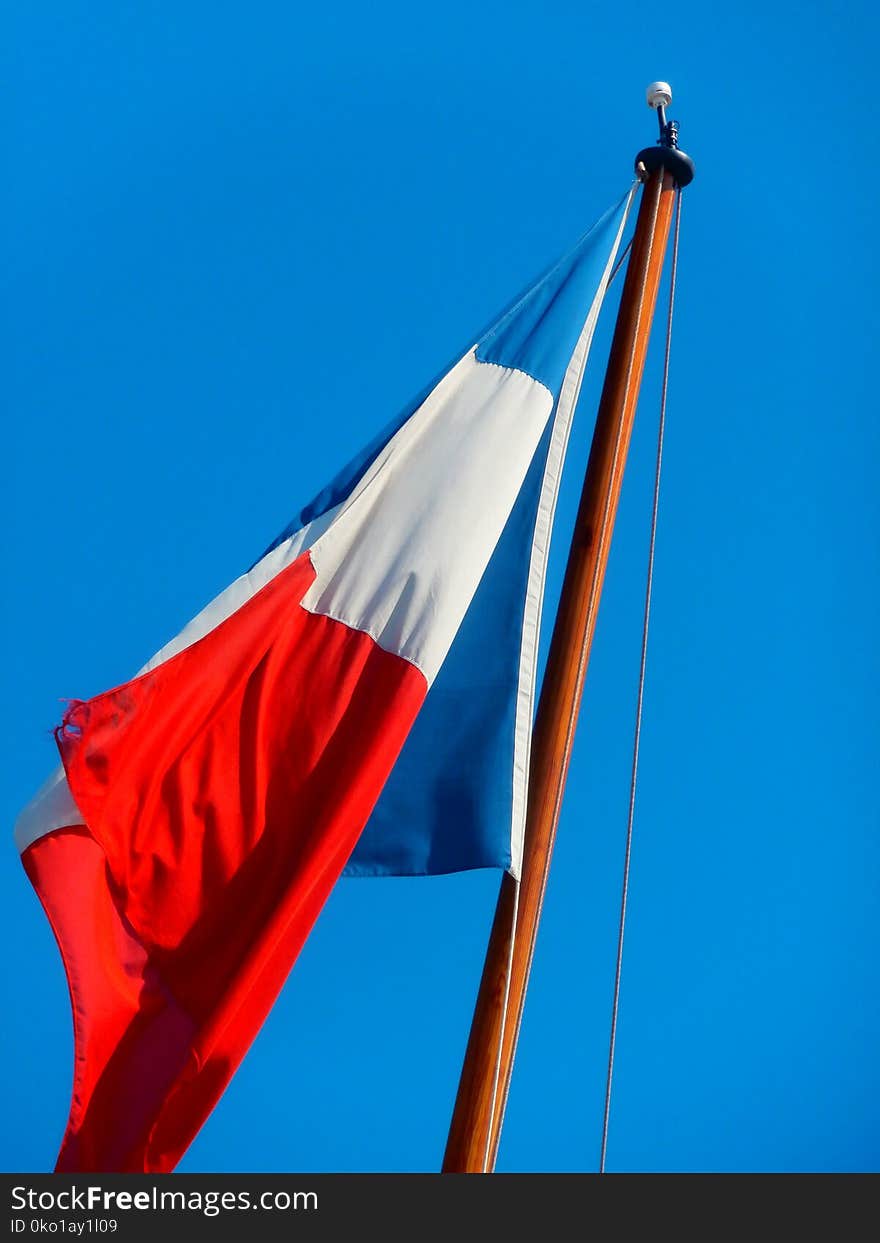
256 191 629 875
345 421 553 875
476 193 628 395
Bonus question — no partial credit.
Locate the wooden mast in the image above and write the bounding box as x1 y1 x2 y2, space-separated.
443 87 694 1174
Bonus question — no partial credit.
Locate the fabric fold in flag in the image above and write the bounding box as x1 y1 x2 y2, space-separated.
16 187 634 1172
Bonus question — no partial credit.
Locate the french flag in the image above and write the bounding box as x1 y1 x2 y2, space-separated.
15 190 632 1173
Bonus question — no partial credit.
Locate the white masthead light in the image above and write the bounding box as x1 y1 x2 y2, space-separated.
646 81 672 110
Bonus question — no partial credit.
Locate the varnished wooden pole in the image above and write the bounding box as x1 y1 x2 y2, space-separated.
443 166 678 1173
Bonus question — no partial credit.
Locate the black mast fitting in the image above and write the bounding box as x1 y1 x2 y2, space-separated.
636 80 695 188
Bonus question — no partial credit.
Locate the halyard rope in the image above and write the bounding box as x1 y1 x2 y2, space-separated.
607 237 634 289
599 187 682 1173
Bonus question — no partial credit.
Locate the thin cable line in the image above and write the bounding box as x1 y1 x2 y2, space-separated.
599 188 683 1174
608 238 633 288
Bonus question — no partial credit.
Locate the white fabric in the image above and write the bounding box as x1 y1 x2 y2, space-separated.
14 766 81 853
507 187 634 876
303 351 552 683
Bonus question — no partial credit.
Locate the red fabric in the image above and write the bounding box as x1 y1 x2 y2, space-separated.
25 550 426 1172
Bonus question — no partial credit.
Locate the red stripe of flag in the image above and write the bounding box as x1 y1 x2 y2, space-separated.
26 550 426 1171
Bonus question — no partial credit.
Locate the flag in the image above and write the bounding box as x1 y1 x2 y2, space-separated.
15 189 633 1172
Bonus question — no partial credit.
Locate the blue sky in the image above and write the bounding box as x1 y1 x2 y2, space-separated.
3 1 877 1172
